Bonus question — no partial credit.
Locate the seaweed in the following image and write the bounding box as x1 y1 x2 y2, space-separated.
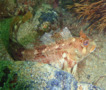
0 0 15 18
0 0 9 18
66 0 106 32
10 11 33 41
10 16 21 41
0 64 18 89
22 11 33 23
10 16 21 29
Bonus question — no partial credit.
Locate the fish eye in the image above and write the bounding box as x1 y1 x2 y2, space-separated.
83 40 89 46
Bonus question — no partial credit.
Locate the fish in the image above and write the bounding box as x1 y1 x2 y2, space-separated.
22 29 96 72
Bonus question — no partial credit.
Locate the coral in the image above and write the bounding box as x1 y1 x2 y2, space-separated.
66 0 106 32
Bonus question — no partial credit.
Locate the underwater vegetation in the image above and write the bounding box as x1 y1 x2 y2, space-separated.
72 0 100 3
22 11 33 23
0 18 14 49
0 0 105 89
0 0 15 18
0 0 11 18
0 61 18 89
10 11 33 40
66 0 106 32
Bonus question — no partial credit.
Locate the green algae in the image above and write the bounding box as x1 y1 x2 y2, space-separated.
0 61 16 89
0 18 13 49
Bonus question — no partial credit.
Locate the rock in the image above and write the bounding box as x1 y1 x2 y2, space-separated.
0 60 103 90
33 4 58 31
17 22 38 47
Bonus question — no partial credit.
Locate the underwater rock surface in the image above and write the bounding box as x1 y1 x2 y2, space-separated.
0 39 13 61
0 60 103 90
0 1 105 90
